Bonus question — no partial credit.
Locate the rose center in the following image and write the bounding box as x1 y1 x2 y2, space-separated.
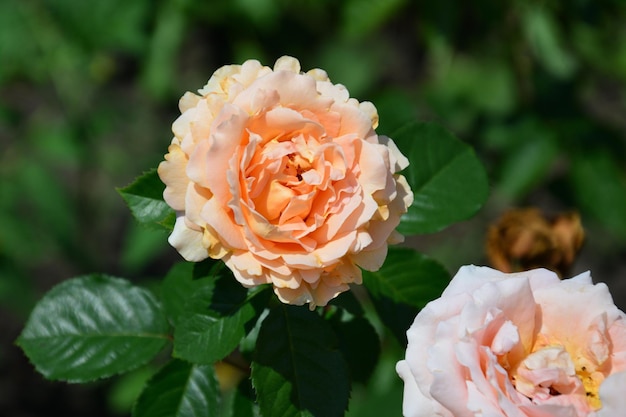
510 344 603 410
285 153 312 181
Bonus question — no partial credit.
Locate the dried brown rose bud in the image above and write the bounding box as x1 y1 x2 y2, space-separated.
486 208 584 277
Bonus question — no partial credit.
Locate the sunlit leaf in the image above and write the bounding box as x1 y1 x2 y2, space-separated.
133 359 219 417
118 169 175 230
393 122 489 234
17 274 169 382
252 305 350 417
173 274 270 365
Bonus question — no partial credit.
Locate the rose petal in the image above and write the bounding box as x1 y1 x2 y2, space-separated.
159 142 190 211
169 216 208 262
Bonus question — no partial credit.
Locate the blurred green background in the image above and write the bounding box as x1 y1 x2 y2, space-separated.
2 0 626 415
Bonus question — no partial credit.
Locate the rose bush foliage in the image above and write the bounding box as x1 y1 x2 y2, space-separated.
397 266 626 417
158 56 413 308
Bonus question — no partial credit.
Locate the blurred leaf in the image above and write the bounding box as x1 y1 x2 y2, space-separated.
19 159 76 244
251 305 350 417
483 119 560 201
570 150 626 241
29 122 81 165
108 366 156 415
316 42 382 97
428 56 516 119
497 135 559 201
393 122 489 234
522 6 577 79
234 0 279 28
375 89 420 136
133 359 219 417
573 22 626 82
173 275 270 365
0 206 45 263
481 120 529 151
424 33 516 128
17 274 169 382
46 0 149 53
121 222 170 272
118 169 175 230
0 1 39 82
0 256 36 317
341 0 407 39
141 0 186 99
329 313 380 384
363 247 449 345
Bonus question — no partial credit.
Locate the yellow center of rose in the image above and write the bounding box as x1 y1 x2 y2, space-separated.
576 365 602 409
509 343 604 410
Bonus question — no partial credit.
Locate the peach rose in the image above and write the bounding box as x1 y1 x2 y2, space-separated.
396 266 626 417
158 56 412 308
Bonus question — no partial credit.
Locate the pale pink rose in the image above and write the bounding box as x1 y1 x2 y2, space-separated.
396 266 626 417
158 56 412 308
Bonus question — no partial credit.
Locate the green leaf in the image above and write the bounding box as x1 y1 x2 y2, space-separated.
329 313 380 384
363 247 450 345
251 305 350 417
161 262 215 326
17 274 169 382
133 359 219 417
173 274 270 365
118 169 175 230
393 122 489 234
